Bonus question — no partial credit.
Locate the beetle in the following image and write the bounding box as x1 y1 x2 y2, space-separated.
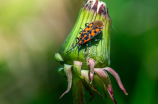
67 20 104 55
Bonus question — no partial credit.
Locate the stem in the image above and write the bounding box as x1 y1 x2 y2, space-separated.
72 61 85 104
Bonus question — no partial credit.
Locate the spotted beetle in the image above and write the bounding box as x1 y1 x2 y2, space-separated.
67 20 104 55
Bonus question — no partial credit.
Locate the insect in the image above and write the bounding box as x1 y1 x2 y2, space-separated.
67 20 104 55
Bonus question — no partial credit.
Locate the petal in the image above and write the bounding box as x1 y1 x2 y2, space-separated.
91 85 104 98
81 70 103 99
107 90 117 104
88 80 103 102
59 64 72 98
104 67 128 95
94 68 113 96
93 74 107 98
81 70 93 95
88 86 104 102
89 58 95 83
73 61 83 78
94 68 117 104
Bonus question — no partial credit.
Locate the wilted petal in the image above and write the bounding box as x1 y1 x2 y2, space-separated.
89 58 95 83
91 84 104 98
60 64 72 98
94 68 113 95
81 70 103 99
81 70 95 101
104 67 128 95
97 1 106 15
94 68 117 104
73 61 82 78
93 74 107 98
107 91 117 104
81 70 93 95
88 76 103 102
91 0 98 11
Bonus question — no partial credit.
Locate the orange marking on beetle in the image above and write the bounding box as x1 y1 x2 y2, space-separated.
84 34 87 37
91 28 102 37
84 38 90 43
84 27 92 32
79 35 81 39
85 27 91 30
96 28 100 31
82 32 87 34
84 23 93 31
79 40 82 45
89 23 93 26
91 31 95 37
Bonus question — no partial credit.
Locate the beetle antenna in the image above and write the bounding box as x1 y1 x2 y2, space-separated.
66 44 79 53
111 25 118 33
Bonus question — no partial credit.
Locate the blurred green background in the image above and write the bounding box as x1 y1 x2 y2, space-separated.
0 0 158 104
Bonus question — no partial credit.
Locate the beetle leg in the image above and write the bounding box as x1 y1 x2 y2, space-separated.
85 23 89 27
75 37 79 43
78 45 81 59
84 43 89 53
76 37 79 39
79 27 83 34
86 43 88 49
80 27 83 30
80 27 83 31
79 31 83 34
90 40 91 48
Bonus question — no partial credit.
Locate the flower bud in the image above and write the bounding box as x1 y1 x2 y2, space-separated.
56 1 127 104
59 0 111 69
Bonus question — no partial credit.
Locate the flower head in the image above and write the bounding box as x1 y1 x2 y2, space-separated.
59 0 111 69
55 0 128 104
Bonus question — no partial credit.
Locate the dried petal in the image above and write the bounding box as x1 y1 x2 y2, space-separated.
97 1 106 15
91 0 98 11
81 70 92 95
91 85 104 98
89 58 95 83
73 61 82 78
88 81 104 101
81 70 103 99
94 68 113 95
107 90 117 104
94 68 117 104
93 74 107 98
59 64 72 98
104 67 128 95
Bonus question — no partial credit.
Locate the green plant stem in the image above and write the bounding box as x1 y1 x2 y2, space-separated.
72 76 84 104
72 61 85 104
